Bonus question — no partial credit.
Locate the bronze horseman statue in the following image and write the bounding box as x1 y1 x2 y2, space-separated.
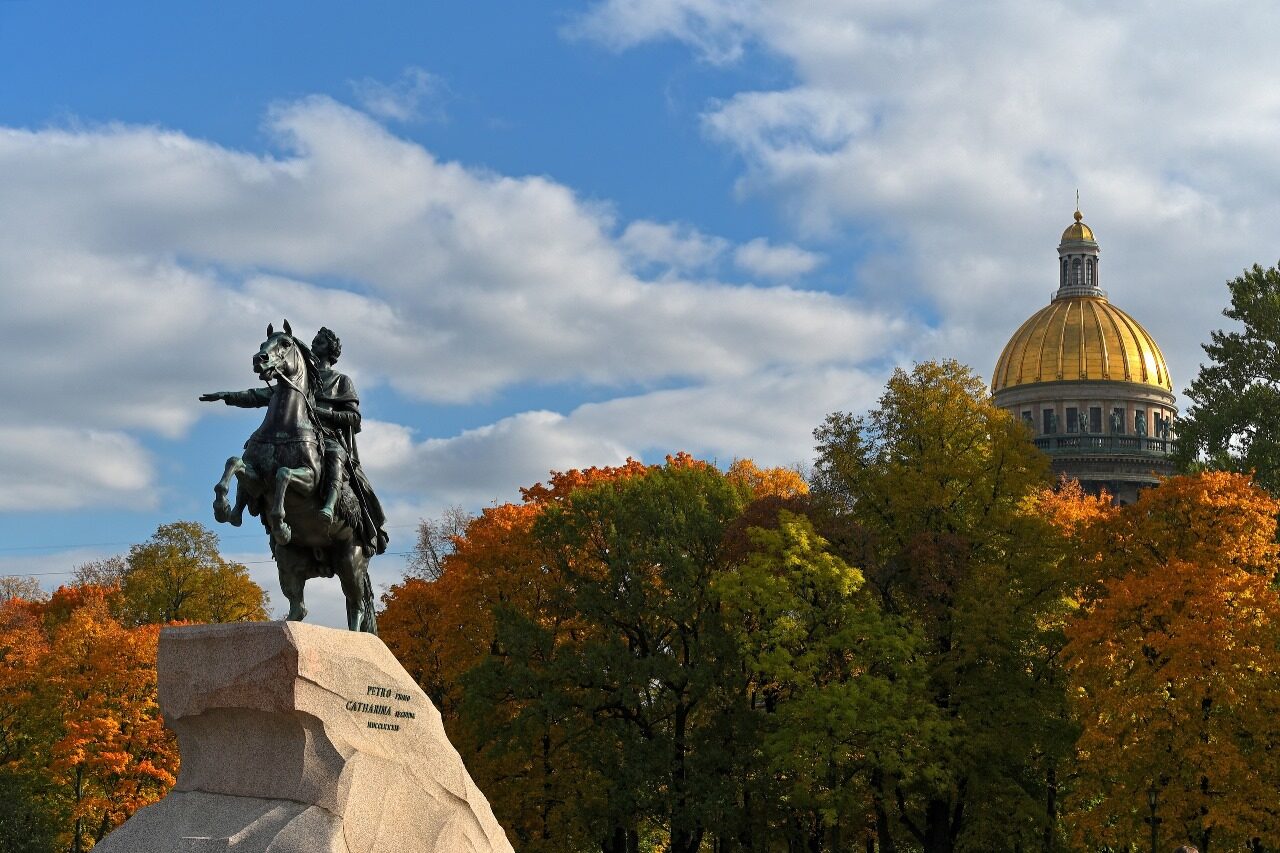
201 322 388 633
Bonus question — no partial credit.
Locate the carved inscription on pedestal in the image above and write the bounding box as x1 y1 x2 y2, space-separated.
345 684 417 731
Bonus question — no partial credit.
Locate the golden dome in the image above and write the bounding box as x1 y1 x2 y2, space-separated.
991 296 1173 393
1061 209 1095 242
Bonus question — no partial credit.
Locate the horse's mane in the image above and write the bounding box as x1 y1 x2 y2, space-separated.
291 336 321 404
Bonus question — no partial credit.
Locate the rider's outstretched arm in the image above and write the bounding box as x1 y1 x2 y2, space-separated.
199 388 273 407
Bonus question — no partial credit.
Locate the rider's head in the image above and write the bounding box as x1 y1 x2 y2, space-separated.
312 327 342 365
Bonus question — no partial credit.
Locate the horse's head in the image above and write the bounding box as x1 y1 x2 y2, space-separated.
254 320 310 388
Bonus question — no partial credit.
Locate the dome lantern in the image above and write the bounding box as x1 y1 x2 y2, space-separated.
1056 208 1103 299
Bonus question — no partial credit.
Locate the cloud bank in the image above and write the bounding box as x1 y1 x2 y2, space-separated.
0 97 893 511
574 0 1280 394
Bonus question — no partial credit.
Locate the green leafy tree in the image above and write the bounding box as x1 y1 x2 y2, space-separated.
716 506 936 853
119 521 269 625
810 360 1072 853
472 459 753 853
1174 261 1280 491
0 767 62 853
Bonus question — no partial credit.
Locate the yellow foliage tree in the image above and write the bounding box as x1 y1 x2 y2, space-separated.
120 521 269 625
725 458 808 499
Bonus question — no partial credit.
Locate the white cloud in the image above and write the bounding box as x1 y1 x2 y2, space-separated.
0 426 155 511
619 220 728 273
0 100 903 404
566 0 758 64
571 0 1280 396
733 238 823 279
0 97 907 510
362 365 885 510
349 67 447 123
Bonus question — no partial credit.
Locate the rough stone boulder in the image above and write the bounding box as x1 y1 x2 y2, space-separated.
96 621 514 853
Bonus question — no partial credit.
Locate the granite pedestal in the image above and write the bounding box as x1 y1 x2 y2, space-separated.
95 621 514 853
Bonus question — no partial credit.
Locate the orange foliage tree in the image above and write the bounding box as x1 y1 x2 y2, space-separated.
1065 472 1280 852
0 595 61 852
0 584 179 853
380 459 651 851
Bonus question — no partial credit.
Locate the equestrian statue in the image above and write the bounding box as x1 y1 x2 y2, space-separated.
201 322 388 634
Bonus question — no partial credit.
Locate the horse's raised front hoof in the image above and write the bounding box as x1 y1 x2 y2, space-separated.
272 522 292 546
213 496 232 524
228 510 244 528
286 604 308 622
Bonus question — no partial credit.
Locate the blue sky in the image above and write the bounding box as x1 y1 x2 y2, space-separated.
3 1 1278 626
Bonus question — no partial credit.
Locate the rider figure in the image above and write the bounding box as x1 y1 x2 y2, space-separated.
310 327 357 524
310 327 389 554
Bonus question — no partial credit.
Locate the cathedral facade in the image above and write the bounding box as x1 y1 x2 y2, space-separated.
991 210 1177 504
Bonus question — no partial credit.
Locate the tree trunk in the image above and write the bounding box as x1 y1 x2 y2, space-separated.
1043 763 1057 853
923 797 954 853
738 779 753 853
540 726 553 841
72 765 84 853
870 769 897 853
668 701 703 853
602 824 638 853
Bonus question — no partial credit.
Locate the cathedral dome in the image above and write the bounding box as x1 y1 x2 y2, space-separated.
990 206 1177 505
991 295 1172 392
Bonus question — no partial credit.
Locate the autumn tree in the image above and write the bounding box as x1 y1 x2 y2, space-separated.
383 461 651 715
0 598 62 853
118 521 269 625
511 459 751 853
382 455 813 853
1065 472 1280 853
381 460 652 853
0 584 180 853
1173 262 1280 491
725 457 808 499
42 589 176 852
810 360 1073 853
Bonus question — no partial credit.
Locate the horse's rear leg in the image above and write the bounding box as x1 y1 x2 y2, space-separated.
276 553 308 622
270 465 316 546
335 545 375 633
214 457 245 524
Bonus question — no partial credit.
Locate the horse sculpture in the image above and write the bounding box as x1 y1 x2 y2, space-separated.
203 321 380 634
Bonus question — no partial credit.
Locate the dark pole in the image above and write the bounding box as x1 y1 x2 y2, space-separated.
1146 786 1161 853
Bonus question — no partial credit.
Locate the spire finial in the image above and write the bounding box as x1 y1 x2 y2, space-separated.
1074 189 1082 221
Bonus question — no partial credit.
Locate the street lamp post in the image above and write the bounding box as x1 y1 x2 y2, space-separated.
1145 786 1162 853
